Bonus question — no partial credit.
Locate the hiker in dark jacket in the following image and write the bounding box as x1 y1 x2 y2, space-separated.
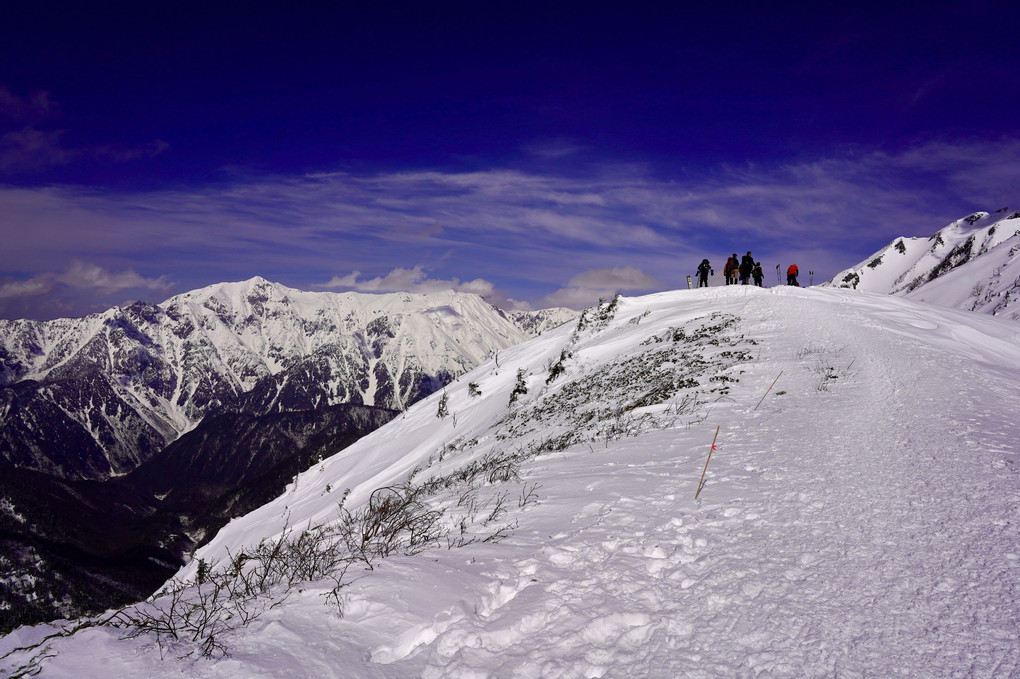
696 259 713 288
752 262 764 287
787 264 800 286
739 252 754 285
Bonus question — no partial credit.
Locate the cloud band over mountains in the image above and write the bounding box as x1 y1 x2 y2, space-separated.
1 137 1018 318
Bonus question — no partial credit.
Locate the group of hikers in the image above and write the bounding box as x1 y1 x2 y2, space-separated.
695 252 800 288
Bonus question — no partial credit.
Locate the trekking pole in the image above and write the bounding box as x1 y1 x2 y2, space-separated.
695 426 720 500
809 270 814 286
775 264 781 285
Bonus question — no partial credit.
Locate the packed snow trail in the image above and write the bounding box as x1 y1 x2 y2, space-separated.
3 287 1018 678
373 290 1018 678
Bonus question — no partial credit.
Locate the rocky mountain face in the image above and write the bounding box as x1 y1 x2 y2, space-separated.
504 307 577 336
0 278 553 480
0 463 171 635
824 208 1020 318
0 404 398 634
126 404 400 538
0 278 576 632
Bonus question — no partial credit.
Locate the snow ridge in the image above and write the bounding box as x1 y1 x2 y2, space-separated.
4 286 1017 677
824 208 1020 319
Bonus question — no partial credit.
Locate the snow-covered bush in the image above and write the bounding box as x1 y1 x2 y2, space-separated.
509 368 528 404
102 437 542 659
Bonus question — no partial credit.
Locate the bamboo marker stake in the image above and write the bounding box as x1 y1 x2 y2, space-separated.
753 370 783 412
695 425 720 500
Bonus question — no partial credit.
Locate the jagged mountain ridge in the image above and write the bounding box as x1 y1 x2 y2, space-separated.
824 208 1020 318
0 278 572 479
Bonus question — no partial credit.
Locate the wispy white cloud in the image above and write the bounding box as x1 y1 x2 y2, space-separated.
93 139 171 163
0 86 169 175
0 261 171 318
1 136 1017 317
863 137 1020 208
0 86 60 120
54 260 171 293
566 266 660 290
520 138 591 159
0 127 77 172
0 128 171 174
538 266 661 310
0 277 53 299
316 265 497 297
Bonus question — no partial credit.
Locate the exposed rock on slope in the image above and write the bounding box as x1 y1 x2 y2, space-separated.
825 208 1020 318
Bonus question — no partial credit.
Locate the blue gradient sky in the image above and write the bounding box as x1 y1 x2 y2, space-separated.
2 1 1018 318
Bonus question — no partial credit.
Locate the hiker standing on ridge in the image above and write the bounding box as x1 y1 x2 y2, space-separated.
787 263 800 286
696 259 713 288
724 254 739 285
739 251 754 285
752 262 764 287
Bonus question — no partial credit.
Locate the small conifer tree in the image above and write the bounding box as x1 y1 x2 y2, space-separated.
509 368 528 405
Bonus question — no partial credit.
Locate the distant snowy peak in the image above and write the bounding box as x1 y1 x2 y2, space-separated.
161 278 531 381
166 276 566 344
506 307 578 337
825 208 1020 319
0 278 567 478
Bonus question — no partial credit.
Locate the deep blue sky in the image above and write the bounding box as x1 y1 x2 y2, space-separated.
2 1 1018 318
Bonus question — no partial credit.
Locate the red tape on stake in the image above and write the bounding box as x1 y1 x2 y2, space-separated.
695 426 721 500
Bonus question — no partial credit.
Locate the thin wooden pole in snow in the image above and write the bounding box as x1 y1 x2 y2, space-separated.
753 371 783 412
695 426 720 500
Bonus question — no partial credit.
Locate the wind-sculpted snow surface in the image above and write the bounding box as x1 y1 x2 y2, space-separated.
3 286 1019 677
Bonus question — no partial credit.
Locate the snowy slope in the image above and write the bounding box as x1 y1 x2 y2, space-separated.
3 286 1019 677
825 208 1020 319
904 236 1020 318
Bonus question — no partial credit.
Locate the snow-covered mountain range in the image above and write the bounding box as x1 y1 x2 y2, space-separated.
5 285 1017 677
0 278 575 632
0 277 574 479
825 207 1020 318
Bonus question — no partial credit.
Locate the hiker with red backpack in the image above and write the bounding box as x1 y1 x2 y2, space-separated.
787 264 799 286
723 254 739 285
